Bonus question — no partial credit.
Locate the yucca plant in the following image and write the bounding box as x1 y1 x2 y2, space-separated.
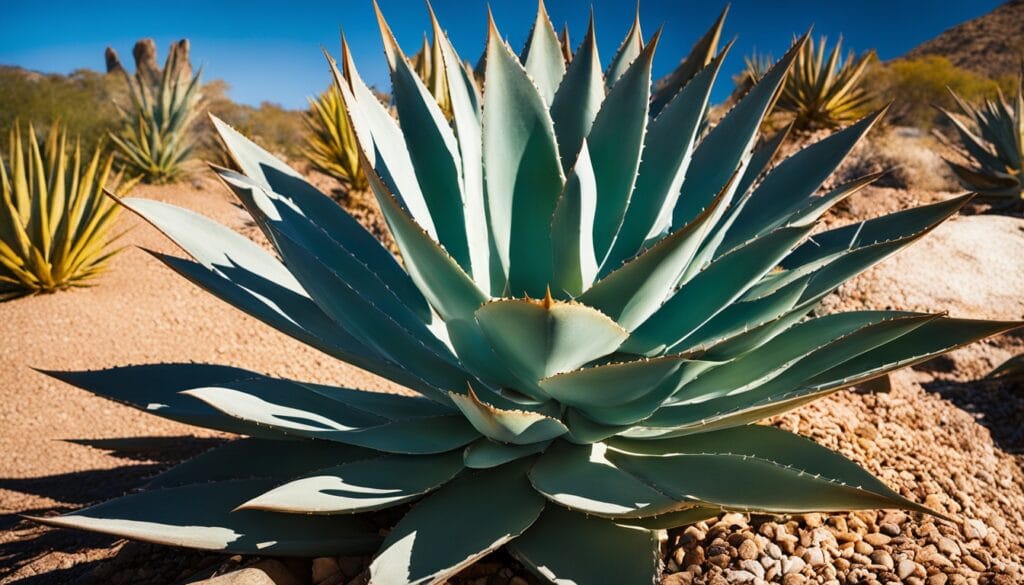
303 85 368 191
733 51 775 97
108 39 203 183
775 35 873 131
0 122 134 299
35 4 1019 584
937 78 1024 203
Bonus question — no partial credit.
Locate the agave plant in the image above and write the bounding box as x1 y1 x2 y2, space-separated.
107 39 203 183
303 85 368 191
775 35 873 131
937 78 1024 203
35 4 1019 584
0 122 135 299
987 353 1024 383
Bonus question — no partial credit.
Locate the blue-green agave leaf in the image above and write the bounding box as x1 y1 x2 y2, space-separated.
520 0 566 104
550 140 599 297
528 441 684 518
616 507 720 529
450 388 568 445
31 480 380 556
146 438 374 489
549 13 603 170
239 451 465 514
604 7 643 89
672 35 807 229
623 226 810 355
463 439 550 469
368 460 545 585
608 44 729 265
508 506 659 585
475 296 628 383
183 384 479 455
588 30 658 261
482 13 565 297
378 12 472 272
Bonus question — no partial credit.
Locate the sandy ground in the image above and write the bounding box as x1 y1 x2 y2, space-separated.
0 180 400 584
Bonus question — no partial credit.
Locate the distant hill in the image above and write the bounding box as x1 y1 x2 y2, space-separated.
902 0 1024 78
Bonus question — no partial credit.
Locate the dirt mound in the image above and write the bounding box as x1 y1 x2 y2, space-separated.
902 0 1024 79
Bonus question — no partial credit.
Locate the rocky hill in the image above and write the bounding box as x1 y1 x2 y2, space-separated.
903 0 1024 77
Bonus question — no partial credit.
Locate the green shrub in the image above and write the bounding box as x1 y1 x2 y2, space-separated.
869 55 1016 129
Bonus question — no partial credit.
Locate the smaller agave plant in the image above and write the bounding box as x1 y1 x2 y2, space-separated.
937 77 1024 204
0 122 135 299
774 35 873 131
33 3 1020 585
107 39 203 184
304 85 369 192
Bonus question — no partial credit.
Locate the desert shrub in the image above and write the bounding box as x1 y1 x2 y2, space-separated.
868 55 1016 129
0 67 123 151
0 122 135 298
838 128 958 192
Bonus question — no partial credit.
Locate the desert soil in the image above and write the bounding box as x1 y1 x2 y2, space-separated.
1 178 1023 585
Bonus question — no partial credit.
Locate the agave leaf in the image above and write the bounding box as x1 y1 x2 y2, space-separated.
588 31 657 260
41 364 290 437
449 388 568 445
482 14 564 297
605 7 643 89
623 226 810 355
184 383 479 455
563 409 631 444
609 44 729 264
329 42 438 239
379 14 472 272
988 353 1024 382
616 506 720 529
550 140 599 297
32 479 379 556
463 439 550 469
302 381 453 421
368 460 545 585
508 505 659 585
528 441 684 518
580 186 728 331
146 438 373 489
734 123 793 200
520 0 566 104
721 109 886 250
549 14 603 170
539 356 713 411
429 6 490 293
475 296 628 383
240 451 464 514
606 442 933 515
672 36 807 230
649 5 728 116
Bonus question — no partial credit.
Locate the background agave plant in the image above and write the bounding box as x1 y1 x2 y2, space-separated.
0 122 135 299
108 39 203 184
35 4 1020 584
937 77 1024 204
303 85 368 192
774 35 874 131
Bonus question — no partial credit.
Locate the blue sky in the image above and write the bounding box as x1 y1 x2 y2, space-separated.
1 0 1003 109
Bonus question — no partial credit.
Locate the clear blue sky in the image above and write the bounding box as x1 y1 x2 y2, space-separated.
1 0 1004 109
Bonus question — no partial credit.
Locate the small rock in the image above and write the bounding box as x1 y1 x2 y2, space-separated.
864 533 891 547
963 519 987 541
738 539 759 560
897 559 917 579
927 574 948 585
802 547 826 567
662 572 692 585
879 523 901 536
739 559 765 579
963 555 986 571
188 561 302 585
311 558 341 584
937 537 960 558
782 556 806 575
782 574 806 585
724 569 756 583
870 550 894 570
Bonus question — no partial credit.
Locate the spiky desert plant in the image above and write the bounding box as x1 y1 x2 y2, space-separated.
36 5 1020 584
775 35 873 131
0 122 135 298
733 51 775 96
937 79 1024 203
303 85 368 191
987 353 1024 383
107 39 203 183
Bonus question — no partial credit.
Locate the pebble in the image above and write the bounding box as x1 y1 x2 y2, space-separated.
723 569 756 583
864 533 891 547
803 547 826 567
738 539 758 560
782 556 806 575
870 550 894 570
738 559 764 579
